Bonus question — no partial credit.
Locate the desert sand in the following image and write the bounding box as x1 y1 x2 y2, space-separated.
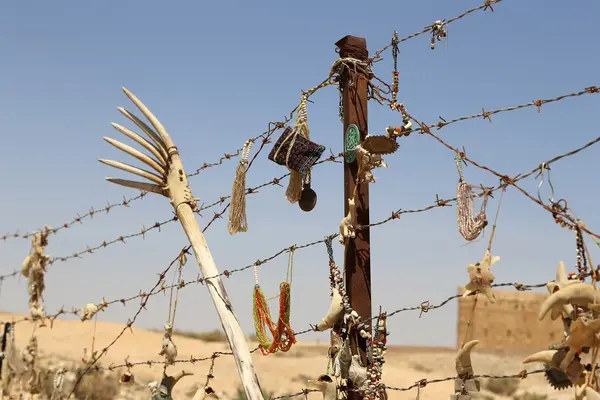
0 312 576 399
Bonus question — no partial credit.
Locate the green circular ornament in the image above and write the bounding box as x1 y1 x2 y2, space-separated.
344 124 360 163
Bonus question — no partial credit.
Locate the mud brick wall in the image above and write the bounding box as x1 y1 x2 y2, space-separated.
457 287 564 351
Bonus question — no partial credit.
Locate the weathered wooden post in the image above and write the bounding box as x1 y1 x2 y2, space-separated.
336 35 372 400
99 88 264 400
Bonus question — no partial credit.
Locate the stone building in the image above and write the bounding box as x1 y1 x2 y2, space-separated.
457 287 564 351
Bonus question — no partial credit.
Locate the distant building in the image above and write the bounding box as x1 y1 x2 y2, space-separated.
457 287 564 351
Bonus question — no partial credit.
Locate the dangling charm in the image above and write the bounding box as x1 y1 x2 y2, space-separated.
298 171 317 212
455 152 489 241
355 145 387 184
462 250 499 303
268 95 326 204
158 323 177 365
389 31 400 112
339 197 358 245
149 370 193 400
430 20 447 50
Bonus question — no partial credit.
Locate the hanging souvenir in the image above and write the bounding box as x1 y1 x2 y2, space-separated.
158 323 177 365
316 237 370 341
389 31 401 112
355 144 387 184
252 249 296 354
268 95 325 207
462 187 504 303
455 152 489 241
148 370 193 400
298 170 317 212
360 34 407 157
361 311 387 398
228 139 253 234
430 20 447 50
452 340 482 399
307 374 337 400
339 197 358 245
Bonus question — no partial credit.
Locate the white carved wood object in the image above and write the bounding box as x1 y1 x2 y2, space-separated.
100 87 265 400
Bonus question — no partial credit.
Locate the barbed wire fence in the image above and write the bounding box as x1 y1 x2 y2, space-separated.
2 0 599 398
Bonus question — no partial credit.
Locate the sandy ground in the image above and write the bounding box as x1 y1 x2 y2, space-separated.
0 312 578 399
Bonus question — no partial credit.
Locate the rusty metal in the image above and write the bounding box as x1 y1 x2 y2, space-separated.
336 35 372 400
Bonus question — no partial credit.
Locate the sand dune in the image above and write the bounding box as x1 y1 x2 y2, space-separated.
0 312 575 399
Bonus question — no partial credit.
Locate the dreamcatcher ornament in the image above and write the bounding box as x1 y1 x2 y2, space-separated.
455 152 490 242
268 94 326 211
252 248 296 355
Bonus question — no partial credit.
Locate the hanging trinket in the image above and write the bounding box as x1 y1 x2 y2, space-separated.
268 95 325 205
462 250 499 303
158 323 178 365
252 249 296 354
22 335 42 394
452 340 481 399
430 20 447 50
120 370 135 384
307 374 337 400
228 139 253 235
317 237 371 341
389 31 401 112
298 170 317 212
339 196 358 245
80 303 101 322
575 225 589 280
21 226 51 324
149 370 193 400
361 310 387 399
455 153 489 241
355 144 387 184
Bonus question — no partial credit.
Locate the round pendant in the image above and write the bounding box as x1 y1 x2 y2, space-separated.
298 183 317 212
344 124 361 163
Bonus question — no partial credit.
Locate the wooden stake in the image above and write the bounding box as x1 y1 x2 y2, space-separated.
336 36 372 400
101 88 264 400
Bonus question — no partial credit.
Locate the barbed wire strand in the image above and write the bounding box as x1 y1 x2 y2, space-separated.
370 0 503 63
4 82 596 281
66 246 190 399
9 130 599 330
0 153 344 282
402 106 600 240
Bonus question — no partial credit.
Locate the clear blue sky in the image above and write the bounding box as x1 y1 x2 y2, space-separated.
1 0 599 349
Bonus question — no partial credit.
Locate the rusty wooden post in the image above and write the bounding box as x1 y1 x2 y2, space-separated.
335 35 371 399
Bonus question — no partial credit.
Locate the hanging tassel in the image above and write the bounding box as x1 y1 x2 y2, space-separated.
228 140 253 235
286 171 303 203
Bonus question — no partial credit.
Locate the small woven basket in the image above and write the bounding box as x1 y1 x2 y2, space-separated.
268 127 326 175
